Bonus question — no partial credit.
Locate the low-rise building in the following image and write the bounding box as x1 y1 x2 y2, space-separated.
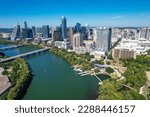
92 49 105 59
74 46 93 54
112 48 137 59
55 41 71 49
115 38 150 55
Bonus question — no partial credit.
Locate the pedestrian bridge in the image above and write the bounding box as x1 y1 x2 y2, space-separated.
0 45 24 51
0 48 50 63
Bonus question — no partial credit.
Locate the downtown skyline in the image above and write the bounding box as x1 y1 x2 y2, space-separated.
0 0 150 28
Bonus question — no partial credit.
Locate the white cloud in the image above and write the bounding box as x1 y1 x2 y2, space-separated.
109 15 124 19
139 13 146 16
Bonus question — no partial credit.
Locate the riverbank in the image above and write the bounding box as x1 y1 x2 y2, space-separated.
50 47 110 83
0 39 44 49
0 58 32 100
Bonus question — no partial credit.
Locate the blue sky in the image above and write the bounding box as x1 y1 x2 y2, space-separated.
0 0 150 27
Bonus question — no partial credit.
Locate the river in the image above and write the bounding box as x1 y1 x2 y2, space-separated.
1 44 99 100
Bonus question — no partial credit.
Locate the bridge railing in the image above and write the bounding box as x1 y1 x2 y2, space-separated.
0 48 50 63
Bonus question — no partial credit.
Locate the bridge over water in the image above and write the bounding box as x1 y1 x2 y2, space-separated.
0 48 50 63
0 45 24 51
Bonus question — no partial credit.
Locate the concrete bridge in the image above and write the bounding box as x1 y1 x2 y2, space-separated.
0 48 50 63
0 45 24 51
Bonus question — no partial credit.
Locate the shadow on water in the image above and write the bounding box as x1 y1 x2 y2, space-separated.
23 52 49 60
86 85 99 100
97 74 111 81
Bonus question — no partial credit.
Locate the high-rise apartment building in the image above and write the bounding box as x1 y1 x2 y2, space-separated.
61 16 67 40
146 29 150 40
52 28 62 41
140 28 150 40
68 27 74 47
93 27 112 51
73 33 83 50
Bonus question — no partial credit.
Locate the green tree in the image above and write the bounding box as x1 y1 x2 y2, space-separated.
106 61 111 65
105 67 114 74
124 62 147 90
98 80 146 100
98 80 125 100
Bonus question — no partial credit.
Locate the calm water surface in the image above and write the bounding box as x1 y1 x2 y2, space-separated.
1 44 99 100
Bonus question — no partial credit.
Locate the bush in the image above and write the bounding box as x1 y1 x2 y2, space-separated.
106 67 114 74
94 68 100 73
106 61 111 65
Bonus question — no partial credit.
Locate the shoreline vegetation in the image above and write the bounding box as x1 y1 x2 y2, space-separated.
0 39 43 49
0 40 150 100
51 46 94 71
0 58 32 100
50 46 148 100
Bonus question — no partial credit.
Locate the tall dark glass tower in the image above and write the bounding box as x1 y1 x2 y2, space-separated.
32 26 37 38
42 25 50 38
61 16 67 40
75 23 81 33
24 21 28 29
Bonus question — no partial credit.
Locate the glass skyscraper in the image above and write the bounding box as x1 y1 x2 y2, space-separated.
75 23 81 33
94 27 112 51
11 24 21 40
61 16 67 40
32 26 37 38
24 21 28 29
42 25 50 38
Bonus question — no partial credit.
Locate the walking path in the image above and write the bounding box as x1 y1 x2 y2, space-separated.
146 71 150 83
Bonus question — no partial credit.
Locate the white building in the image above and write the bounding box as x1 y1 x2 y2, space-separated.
74 46 93 54
116 38 150 55
83 40 94 49
140 28 150 40
73 33 83 50
92 49 105 59
1 33 11 39
93 27 111 51
55 41 71 49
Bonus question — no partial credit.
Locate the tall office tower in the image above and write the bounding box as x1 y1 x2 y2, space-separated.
93 27 112 51
32 26 37 38
21 28 29 39
24 21 28 29
36 27 43 37
146 28 150 40
140 28 147 39
11 24 21 40
73 33 83 50
28 29 33 38
89 29 93 36
140 28 150 40
52 30 62 41
68 27 74 47
85 24 91 39
81 26 88 40
42 25 50 38
21 28 33 39
61 16 67 40
75 23 81 33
